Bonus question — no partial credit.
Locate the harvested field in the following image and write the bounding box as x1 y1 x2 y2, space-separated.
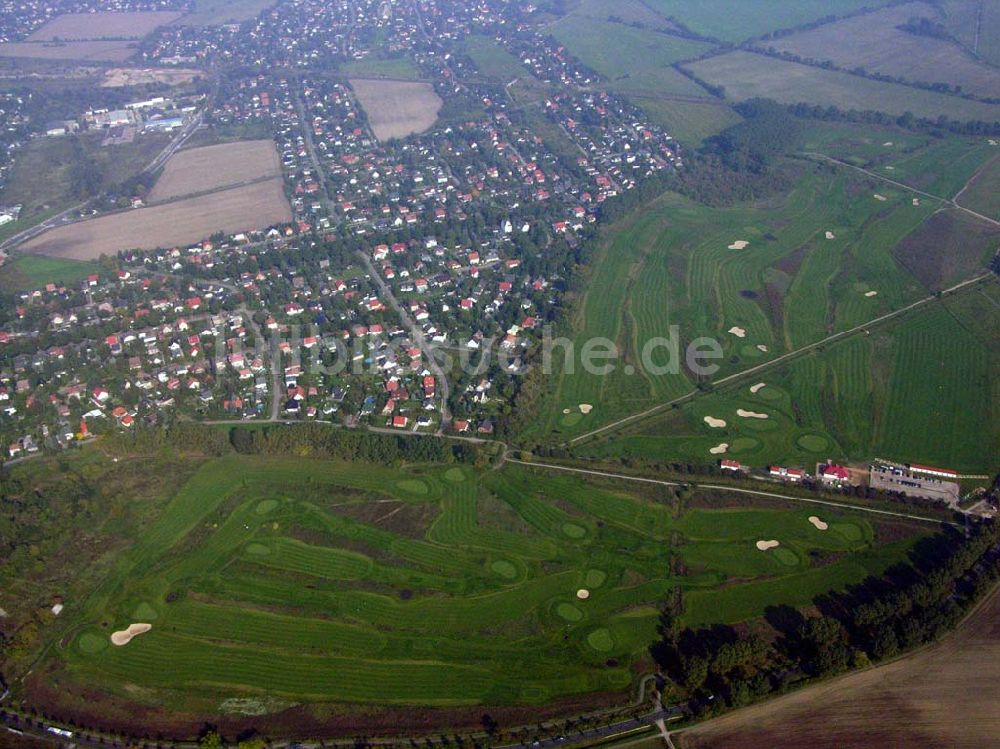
677 584 1000 748
20 179 291 259
148 140 281 203
892 208 1000 290
0 41 138 62
27 11 182 41
101 67 202 88
684 51 1000 121
770 3 1000 99
350 79 442 141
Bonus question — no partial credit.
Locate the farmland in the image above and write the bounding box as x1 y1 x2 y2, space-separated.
147 140 282 203
677 583 1000 748
27 454 928 733
0 41 138 62
350 79 443 141
178 0 278 25
26 11 182 41
684 51 1000 122
768 2 1000 99
956 153 1000 220
641 0 898 42
19 178 291 259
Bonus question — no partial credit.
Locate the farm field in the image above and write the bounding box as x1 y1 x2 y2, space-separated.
629 96 742 147
19 178 291 259
641 0 898 42
579 277 1000 475
148 140 282 203
177 0 278 25
463 35 531 82
26 11 182 40
769 2 1000 99
32 455 928 733
548 15 714 97
0 41 138 62
350 79 443 141
684 51 1000 122
531 163 940 441
677 583 1000 748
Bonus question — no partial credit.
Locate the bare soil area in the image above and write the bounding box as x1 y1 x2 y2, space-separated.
678 584 1000 749
101 67 202 88
27 11 182 41
349 78 442 141
148 140 281 203
20 179 291 259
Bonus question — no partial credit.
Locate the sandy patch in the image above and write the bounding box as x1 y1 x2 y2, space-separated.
737 409 769 419
756 540 780 551
562 408 571 414
749 382 767 394
756 344 769 352
110 622 152 646
709 442 729 455
882 141 893 146
576 589 590 600
912 198 920 206
102 67 201 88
874 194 887 201
989 139 998 146
728 326 746 338
865 290 878 297
704 416 727 428
728 240 750 250
825 231 835 239
579 403 593 414
809 516 829 531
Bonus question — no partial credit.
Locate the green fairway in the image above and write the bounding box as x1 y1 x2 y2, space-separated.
581 278 1000 473
47 456 925 712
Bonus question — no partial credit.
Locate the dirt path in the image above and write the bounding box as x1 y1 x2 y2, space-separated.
675 581 1000 748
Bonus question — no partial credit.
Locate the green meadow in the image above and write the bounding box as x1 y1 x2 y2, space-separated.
49 455 926 711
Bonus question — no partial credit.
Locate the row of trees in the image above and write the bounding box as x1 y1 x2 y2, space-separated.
653 520 1000 718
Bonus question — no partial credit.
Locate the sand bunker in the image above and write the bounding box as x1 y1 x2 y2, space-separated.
728 326 747 338
728 240 749 250
737 409 769 419
865 290 878 297
756 540 780 551
825 231 835 239
912 198 920 206
704 416 727 428
110 623 152 646
579 403 593 414
882 141 893 147
576 589 591 600
874 194 887 201
562 408 571 414
756 344 769 352
989 139 998 146
809 516 829 531
709 442 729 455
749 382 767 394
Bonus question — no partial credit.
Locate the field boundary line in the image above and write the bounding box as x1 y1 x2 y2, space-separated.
508 458 959 526
568 273 993 446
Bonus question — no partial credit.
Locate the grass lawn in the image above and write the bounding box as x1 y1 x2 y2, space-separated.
629 97 742 147
23 454 927 725
685 51 1000 122
463 35 530 82
340 55 423 80
0 253 99 292
178 0 276 25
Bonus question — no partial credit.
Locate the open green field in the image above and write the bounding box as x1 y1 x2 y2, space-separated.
579 277 1000 474
463 35 531 82
957 153 1000 220
768 2 1000 99
684 51 1000 122
340 55 423 81
0 253 98 292
642 0 898 42
177 0 277 25
549 14 714 97
32 455 928 725
628 97 742 147
531 162 943 441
